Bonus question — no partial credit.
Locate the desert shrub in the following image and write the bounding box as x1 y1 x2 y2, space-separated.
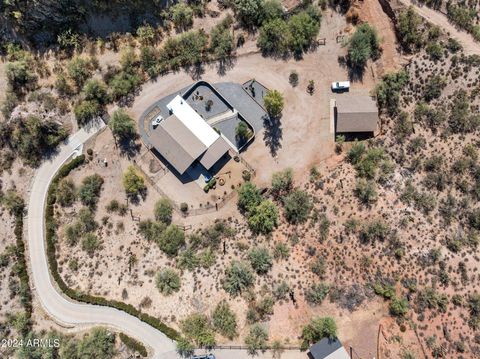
122 166 146 200
355 179 377 204
9 115 68 166
306 283 330 305
424 75 446 102
360 220 390 243
469 209 480 231
209 15 234 59
374 70 409 115
273 281 290 300
109 109 136 141
310 257 326 278
78 174 104 208
373 282 395 299
271 168 293 198
212 301 238 339
176 338 194 357
178 248 199 270
2 190 25 216
301 317 337 349
347 141 367 165
468 294 480 329
248 247 273 274
415 287 448 313
81 233 101 255
282 190 312 224
56 179 76 207
171 3 194 30
223 261 255 296
140 46 159 77
119 333 147 357
108 71 142 101
248 200 279 234
245 325 268 355
390 296 409 317
181 313 215 347
138 220 166 242
237 182 262 213
449 90 480 133
426 42 443 61
397 6 423 52
156 268 181 295
159 30 209 70
273 242 290 260
74 328 116 358
82 79 109 105
347 23 380 69
154 198 173 225
157 224 185 257
6 60 37 93
67 57 94 88
74 100 100 126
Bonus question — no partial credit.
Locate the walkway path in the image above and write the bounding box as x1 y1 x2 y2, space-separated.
26 119 177 359
399 0 480 55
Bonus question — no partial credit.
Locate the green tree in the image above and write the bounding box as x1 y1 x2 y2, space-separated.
301 317 337 349
76 328 117 358
262 0 283 23
212 301 238 339
283 190 312 224
248 247 273 274
136 24 156 45
288 11 320 54
171 3 194 31
235 121 251 143
223 260 255 296
347 23 380 69
78 174 104 208
82 79 109 105
181 313 216 347
397 6 423 52
67 57 92 88
390 296 409 317
271 167 293 198
210 16 234 59
245 325 268 355
237 182 262 214
5 60 37 93
176 337 195 357
374 70 409 115
257 19 291 55
234 0 265 28
122 166 146 199
248 200 279 234
305 283 330 305
2 190 25 216
109 109 136 141
154 198 173 225
156 268 181 295
264 89 284 118
157 224 186 257
74 100 100 126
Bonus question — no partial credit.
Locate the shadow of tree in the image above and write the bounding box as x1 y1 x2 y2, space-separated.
216 56 237 76
262 115 283 157
117 135 141 159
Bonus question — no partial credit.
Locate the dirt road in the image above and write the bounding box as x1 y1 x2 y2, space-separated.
399 0 480 55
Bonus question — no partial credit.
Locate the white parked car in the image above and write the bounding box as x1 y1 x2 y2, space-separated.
331 81 350 91
152 115 164 127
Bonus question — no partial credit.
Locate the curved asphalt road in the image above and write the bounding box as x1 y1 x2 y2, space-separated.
26 121 177 359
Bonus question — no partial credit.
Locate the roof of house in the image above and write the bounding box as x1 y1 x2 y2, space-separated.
166 95 219 147
336 95 378 133
198 136 231 170
149 98 230 174
308 338 350 359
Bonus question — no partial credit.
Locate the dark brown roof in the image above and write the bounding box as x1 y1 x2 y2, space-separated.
336 96 378 133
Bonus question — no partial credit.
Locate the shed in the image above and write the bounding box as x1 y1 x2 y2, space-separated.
308 338 351 359
335 96 378 133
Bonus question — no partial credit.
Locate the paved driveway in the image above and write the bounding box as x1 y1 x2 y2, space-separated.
26 119 177 359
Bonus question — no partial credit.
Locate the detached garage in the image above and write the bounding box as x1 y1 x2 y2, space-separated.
335 95 378 134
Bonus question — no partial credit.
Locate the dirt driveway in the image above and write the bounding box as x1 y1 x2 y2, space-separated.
129 10 377 187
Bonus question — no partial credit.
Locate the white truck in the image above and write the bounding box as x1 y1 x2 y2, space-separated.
331 81 350 91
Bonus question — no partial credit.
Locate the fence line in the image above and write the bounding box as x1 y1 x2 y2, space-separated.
132 153 257 219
